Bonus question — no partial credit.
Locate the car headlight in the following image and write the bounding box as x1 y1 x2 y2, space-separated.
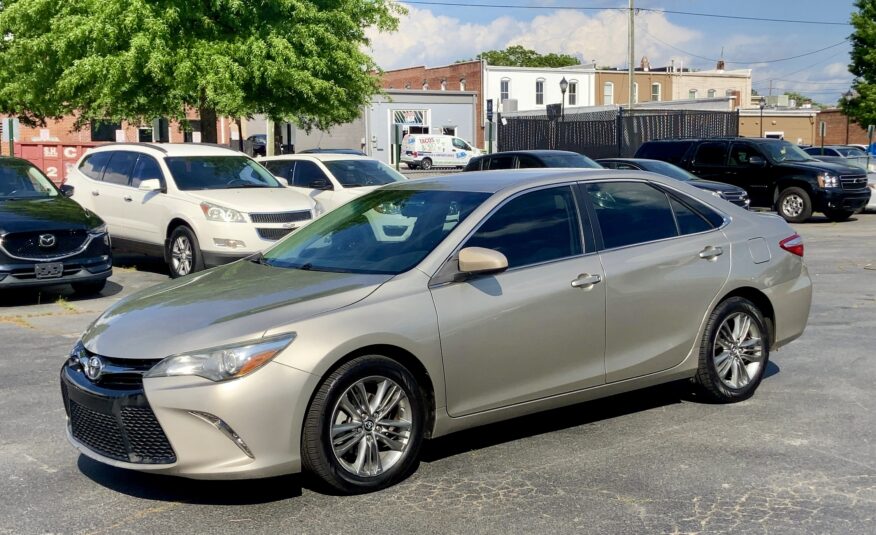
200 202 246 223
88 224 107 236
144 334 295 382
817 173 839 188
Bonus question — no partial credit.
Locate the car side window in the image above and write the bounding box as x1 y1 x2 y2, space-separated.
728 143 763 167
101 151 139 186
692 141 728 167
669 196 713 235
487 155 516 170
263 160 296 181
452 138 468 150
292 160 332 189
130 155 164 188
464 186 583 269
516 155 543 168
78 152 113 181
587 181 677 249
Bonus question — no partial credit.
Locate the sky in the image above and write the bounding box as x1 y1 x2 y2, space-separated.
367 0 858 105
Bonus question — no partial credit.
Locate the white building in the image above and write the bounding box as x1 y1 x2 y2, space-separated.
483 65 597 115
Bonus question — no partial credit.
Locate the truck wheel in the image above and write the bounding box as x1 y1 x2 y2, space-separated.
823 209 853 222
420 158 433 171
776 187 812 223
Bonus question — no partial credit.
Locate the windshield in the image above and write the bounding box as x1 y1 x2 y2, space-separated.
323 159 406 188
0 161 59 200
165 156 281 190
538 152 601 168
639 160 699 181
760 141 815 163
261 189 490 274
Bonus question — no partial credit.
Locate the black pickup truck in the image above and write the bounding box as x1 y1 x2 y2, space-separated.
635 138 871 222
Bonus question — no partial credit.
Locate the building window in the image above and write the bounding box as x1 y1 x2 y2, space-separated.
689 89 698 99
91 120 120 142
568 81 578 105
725 89 735 97
707 89 716 98
500 78 510 102
460 78 466 91
633 82 639 104
422 81 429 90
651 82 661 102
535 78 545 105
603 82 614 105
440 79 447 91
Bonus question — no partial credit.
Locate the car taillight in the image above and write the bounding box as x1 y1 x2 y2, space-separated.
779 233 804 257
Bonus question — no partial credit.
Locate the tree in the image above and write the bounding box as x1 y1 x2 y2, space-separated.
0 0 403 142
783 91 820 107
844 0 876 126
462 45 581 68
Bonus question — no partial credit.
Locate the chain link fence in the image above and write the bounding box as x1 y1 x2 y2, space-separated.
497 108 739 158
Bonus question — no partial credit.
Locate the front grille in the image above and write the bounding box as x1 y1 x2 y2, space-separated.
69 400 129 461
257 227 294 240
1 229 88 259
68 399 176 464
121 407 177 462
249 210 312 224
840 175 868 190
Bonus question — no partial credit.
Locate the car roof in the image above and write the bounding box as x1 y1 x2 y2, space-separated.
481 150 582 157
257 154 373 163
383 168 652 194
85 143 247 158
0 156 39 166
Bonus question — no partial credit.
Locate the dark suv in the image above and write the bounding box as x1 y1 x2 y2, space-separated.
635 138 871 222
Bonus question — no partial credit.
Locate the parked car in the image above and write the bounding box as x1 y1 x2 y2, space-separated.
868 174 876 212
802 145 874 172
0 157 111 294
298 148 367 156
258 154 406 213
247 134 267 157
598 158 750 208
635 137 871 222
463 150 601 171
65 143 316 278
61 168 811 494
401 134 480 170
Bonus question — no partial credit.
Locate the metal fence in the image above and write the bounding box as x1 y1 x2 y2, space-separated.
497 108 740 158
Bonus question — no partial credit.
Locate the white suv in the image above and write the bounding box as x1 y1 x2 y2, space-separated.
66 143 316 278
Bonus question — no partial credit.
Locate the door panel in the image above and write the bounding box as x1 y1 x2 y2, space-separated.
92 151 138 240
122 155 169 245
688 141 729 181
726 142 773 206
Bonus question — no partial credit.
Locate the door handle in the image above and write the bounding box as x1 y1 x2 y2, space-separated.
571 273 602 289
123 196 132 202
699 246 724 260
91 190 100 196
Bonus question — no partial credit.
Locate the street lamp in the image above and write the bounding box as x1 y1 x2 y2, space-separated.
843 90 854 144
759 100 766 137
559 77 569 120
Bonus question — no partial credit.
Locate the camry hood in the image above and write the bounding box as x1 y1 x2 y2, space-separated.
83 260 392 359
186 188 314 213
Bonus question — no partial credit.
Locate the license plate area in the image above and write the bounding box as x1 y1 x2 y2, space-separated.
35 262 64 279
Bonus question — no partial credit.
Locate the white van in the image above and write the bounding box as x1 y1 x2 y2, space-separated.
401 134 480 170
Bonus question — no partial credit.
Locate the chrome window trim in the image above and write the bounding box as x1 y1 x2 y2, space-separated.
0 232 105 262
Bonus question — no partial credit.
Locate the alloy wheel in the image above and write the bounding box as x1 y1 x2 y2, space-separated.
171 236 193 276
330 376 412 478
712 312 764 389
781 194 804 218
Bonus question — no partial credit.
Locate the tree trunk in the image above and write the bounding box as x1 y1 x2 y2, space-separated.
198 106 218 144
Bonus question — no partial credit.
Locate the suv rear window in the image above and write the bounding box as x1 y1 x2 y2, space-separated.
692 142 729 166
79 152 112 180
635 141 694 165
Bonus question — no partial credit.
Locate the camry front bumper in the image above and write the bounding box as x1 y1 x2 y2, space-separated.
61 356 319 479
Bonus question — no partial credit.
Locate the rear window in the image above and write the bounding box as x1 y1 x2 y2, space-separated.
537 152 600 168
635 141 694 165
79 152 112 180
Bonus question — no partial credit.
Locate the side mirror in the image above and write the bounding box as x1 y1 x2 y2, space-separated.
308 178 332 190
59 184 75 197
458 247 508 276
748 156 767 167
138 179 162 192
275 176 289 187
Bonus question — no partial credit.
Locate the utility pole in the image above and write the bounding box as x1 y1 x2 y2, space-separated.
628 0 635 111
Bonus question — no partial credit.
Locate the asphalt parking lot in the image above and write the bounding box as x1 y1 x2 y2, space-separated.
1 212 875 534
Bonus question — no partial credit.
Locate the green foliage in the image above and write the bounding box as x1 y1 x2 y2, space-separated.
783 91 820 107
0 0 403 139
472 45 580 68
845 0 876 126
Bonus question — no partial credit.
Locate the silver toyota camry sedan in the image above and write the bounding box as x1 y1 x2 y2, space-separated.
61 169 812 493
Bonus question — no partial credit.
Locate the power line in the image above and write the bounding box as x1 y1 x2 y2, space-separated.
752 49 851 84
400 1 851 26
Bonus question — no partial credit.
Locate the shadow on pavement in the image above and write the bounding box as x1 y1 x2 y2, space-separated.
0 280 123 308
113 253 170 277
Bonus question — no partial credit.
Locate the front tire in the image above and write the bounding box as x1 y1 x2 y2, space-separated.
776 187 812 223
302 355 425 494
167 226 204 278
694 297 769 403
823 209 854 222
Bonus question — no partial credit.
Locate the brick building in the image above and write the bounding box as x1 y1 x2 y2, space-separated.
816 109 872 146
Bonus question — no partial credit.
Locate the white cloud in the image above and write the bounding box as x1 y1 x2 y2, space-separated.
367 7 701 70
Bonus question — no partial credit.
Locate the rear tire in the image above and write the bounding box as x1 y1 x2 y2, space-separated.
420 158 433 170
776 187 812 223
694 297 770 403
823 209 854 222
167 226 204 278
302 355 425 494
71 279 107 296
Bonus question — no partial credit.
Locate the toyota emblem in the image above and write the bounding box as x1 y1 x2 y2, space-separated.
85 355 104 381
38 234 57 248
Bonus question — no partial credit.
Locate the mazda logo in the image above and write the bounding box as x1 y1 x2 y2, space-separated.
38 234 56 248
84 355 104 381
